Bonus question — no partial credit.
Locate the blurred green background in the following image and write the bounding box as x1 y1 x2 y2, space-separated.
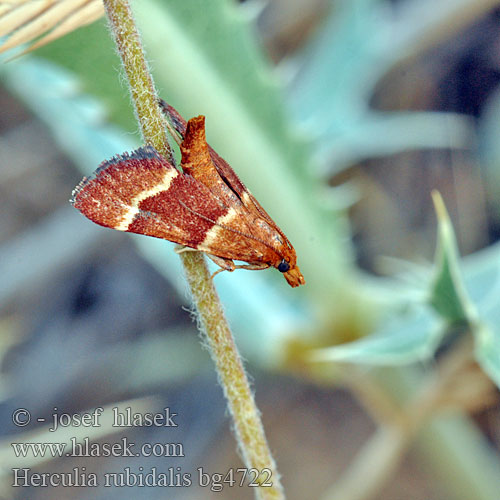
2 1 500 499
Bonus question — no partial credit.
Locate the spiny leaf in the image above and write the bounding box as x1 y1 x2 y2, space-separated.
429 190 476 324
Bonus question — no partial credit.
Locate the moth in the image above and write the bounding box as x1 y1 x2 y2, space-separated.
71 101 305 287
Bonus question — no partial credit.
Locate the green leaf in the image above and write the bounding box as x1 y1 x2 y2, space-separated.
442 211 500 389
429 191 476 324
308 307 440 365
462 241 500 326
289 0 474 173
34 19 137 133
135 0 310 174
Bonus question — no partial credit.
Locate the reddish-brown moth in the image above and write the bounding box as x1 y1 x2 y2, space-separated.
70 102 305 287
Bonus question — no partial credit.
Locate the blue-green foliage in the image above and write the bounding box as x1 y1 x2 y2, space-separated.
2 0 500 383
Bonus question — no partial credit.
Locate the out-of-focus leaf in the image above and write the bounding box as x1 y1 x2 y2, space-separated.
462 242 500 327
416 202 500 389
478 84 500 203
309 307 440 365
134 0 310 176
429 191 476 324
0 57 137 165
428 193 500 389
313 112 474 176
33 18 136 130
308 189 499 368
288 0 479 173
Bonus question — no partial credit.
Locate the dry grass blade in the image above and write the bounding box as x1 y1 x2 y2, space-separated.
0 1 56 37
17 0 103 53
0 0 104 55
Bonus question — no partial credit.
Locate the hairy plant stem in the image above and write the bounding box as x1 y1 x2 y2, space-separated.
180 251 284 499
102 1 284 498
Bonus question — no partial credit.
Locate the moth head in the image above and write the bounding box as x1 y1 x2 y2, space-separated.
277 258 305 287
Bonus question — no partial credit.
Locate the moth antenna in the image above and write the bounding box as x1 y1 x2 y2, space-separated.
158 98 184 146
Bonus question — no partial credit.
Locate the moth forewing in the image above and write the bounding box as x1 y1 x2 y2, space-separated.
71 103 305 287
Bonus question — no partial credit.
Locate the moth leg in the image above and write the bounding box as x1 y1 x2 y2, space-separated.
207 254 236 272
174 245 198 254
203 254 235 280
233 263 270 271
207 255 270 279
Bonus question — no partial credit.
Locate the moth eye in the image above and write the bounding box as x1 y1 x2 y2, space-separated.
278 259 290 273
